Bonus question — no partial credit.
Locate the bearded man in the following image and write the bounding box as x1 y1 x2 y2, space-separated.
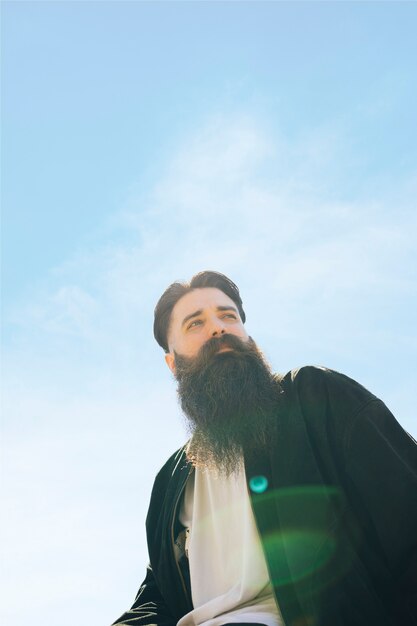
111 271 417 626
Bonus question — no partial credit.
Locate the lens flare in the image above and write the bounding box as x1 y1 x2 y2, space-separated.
249 475 269 493
251 485 356 594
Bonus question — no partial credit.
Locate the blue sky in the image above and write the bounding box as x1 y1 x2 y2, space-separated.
2 2 417 626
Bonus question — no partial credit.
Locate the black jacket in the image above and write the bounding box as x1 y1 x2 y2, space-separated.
112 367 417 626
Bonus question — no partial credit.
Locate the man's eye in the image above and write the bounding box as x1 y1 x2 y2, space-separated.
187 319 202 330
223 313 237 320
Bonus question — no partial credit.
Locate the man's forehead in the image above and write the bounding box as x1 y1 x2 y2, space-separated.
171 288 236 323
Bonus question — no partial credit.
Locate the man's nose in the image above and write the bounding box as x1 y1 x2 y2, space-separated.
210 319 227 337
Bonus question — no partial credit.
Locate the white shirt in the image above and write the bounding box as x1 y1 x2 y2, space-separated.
176 460 283 626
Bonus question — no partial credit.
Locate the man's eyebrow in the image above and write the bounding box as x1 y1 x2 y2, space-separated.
216 305 238 314
181 309 203 328
181 305 238 328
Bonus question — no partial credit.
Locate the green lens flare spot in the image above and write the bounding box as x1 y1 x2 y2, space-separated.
249 475 268 493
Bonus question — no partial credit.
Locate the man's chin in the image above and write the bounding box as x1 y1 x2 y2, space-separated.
176 337 282 475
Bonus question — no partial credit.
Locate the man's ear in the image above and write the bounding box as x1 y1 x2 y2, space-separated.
165 352 176 375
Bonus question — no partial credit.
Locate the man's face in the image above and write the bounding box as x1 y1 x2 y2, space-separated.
165 287 249 374
162 286 280 475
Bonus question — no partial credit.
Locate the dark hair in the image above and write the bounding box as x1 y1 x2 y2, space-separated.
154 271 246 352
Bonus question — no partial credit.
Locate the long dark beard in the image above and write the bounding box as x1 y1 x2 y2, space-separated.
174 334 282 476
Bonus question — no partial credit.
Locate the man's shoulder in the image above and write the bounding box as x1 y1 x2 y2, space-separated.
154 443 190 484
280 365 379 413
283 364 330 384
283 364 374 392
